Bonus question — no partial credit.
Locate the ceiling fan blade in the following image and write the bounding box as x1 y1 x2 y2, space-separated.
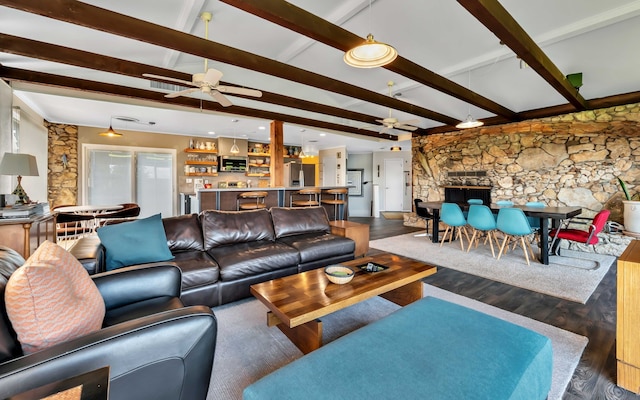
375 119 385 124
394 124 419 131
143 73 196 87
210 90 233 107
380 126 392 134
217 86 263 97
396 119 421 126
164 88 200 98
203 68 223 85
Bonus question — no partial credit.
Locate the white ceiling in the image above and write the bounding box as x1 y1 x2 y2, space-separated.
2 0 640 152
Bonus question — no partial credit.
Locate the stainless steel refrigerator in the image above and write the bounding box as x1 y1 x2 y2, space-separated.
283 162 315 187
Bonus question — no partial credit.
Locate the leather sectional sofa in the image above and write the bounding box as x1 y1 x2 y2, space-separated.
97 206 356 307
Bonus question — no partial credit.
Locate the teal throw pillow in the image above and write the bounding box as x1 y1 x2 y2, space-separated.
97 213 174 271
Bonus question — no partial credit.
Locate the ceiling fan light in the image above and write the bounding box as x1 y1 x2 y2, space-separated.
99 124 122 137
455 114 484 129
344 34 398 68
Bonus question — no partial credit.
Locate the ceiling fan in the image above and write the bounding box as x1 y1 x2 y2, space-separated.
371 81 420 134
142 12 262 107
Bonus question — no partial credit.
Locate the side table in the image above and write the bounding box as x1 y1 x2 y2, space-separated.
329 220 369 257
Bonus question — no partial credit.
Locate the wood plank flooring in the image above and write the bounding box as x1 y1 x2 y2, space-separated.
352 216 640 400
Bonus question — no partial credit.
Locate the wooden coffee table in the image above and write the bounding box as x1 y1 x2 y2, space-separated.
250 252 437 354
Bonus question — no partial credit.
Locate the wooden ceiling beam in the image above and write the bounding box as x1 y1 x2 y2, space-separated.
0 33 420 133
219 0 518 120
457 0 589 110
421 90 640 135
3 0 459 126
0 66 398 140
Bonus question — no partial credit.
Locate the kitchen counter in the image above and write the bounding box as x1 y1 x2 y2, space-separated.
198 186 349 218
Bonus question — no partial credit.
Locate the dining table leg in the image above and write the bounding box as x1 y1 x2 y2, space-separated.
539 217 550 265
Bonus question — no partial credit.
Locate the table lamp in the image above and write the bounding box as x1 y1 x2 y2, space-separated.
0 152 39 205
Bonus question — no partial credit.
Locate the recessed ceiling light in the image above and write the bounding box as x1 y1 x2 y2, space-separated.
208 131 216 135
319 133 326 137
258 126 266 130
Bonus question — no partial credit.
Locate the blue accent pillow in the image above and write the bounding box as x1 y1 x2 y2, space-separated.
97 213 174 271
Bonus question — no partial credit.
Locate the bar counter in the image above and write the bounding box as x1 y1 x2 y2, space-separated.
198 186 349 218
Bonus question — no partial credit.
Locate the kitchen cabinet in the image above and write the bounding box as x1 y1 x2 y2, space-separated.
184 148 218 176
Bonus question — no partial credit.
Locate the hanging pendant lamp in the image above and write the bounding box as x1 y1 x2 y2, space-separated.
230 119 240 154
298 129 307 158
344 34 397 68
456 70 484 129
99 117 123 137
344 1 397 68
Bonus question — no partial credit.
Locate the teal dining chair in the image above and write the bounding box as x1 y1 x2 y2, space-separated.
525 201 546 247
466 205 498 257
496 208 536 265
467 199 483 205
439 202 470 251
496 200 514 207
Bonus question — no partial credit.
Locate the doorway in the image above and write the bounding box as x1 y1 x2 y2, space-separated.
82 144 176 217
383 159 404 211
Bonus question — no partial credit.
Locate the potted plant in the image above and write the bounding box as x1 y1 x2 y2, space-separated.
618 177 640 234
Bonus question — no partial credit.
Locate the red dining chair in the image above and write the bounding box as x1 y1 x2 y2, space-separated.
548 209 610 256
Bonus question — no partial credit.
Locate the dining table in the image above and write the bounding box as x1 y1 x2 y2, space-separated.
418 201 582 265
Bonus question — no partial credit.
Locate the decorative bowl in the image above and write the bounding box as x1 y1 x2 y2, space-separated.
255 159 264 165
324 265 355 284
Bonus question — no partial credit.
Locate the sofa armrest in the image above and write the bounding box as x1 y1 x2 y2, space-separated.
0 306 217 400
92 263 182 310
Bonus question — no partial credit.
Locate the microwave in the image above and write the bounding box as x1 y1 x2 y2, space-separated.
219 156 248 172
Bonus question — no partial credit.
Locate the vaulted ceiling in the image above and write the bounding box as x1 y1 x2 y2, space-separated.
1 0 639 151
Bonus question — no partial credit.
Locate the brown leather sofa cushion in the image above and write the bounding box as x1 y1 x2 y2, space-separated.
163 214 204 252
207 241 299 281
277 233 355 263
171 251 219 290
201 209 275 250
270 206 330 238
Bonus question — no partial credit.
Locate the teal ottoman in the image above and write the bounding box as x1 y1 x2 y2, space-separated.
243 297 552 400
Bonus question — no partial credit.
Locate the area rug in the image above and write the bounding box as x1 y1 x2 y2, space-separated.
206 284 587 400
370 233 615 303
381 211 406 220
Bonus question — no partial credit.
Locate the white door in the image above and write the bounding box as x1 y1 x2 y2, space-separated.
84 145 176 218
384 159 404 211
323 156 337 186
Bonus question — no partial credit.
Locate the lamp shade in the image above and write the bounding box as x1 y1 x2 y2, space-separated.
0 153 39 177
344 34 398 68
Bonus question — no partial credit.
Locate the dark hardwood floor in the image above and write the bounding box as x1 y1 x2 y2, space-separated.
351 216 639 400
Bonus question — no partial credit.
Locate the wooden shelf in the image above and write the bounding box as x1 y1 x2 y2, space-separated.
248 163 270 168
249 152 270 157
184 148 217 154
246 173 270 177
185 161 218 165
185 172 218 177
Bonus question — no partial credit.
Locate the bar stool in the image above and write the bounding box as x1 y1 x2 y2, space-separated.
290 187 321 207
237 191 268 210
321 188 348 220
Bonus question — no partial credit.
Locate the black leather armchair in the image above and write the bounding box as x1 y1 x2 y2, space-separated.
0 263 217 400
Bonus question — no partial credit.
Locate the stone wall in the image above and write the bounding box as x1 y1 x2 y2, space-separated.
413 102 640 225
46 122 78 208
